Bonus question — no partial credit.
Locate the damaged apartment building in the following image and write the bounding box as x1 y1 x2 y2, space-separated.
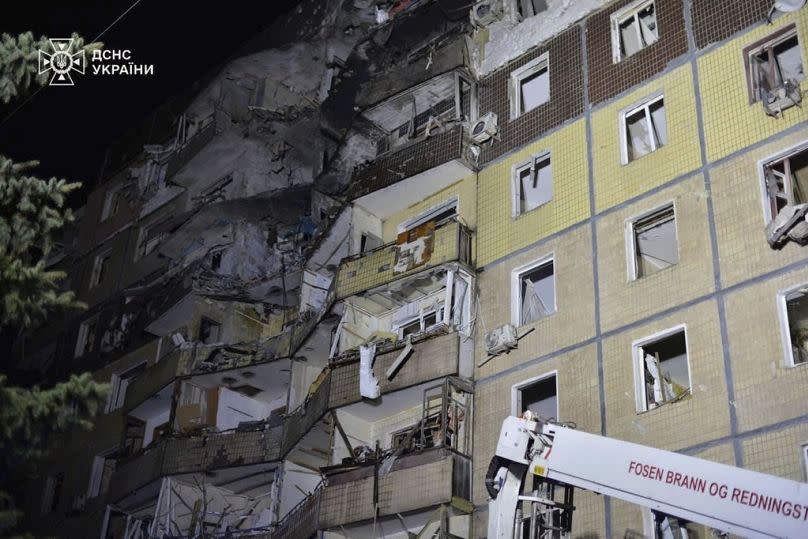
11 0 808 537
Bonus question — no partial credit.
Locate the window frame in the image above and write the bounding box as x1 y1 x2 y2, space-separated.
511 370 558 418
743 24 803 105
509 52 550 120
74 315 99 358
631 324 691 413
625 202 678 281
398 196 459 233
89 249 112 288
511 253 557 327
619 93 666 164
776 282 808 368
610 0 659 64
757 140 808 224
512 150 553 218
100 186 123 222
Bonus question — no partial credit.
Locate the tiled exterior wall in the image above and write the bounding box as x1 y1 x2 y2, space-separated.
329 332 459 408
711 130 808 287
591 64 701 212
698 10 808 162
475 225 596 379
349 127 465 200
596 173 715 333
587 0 688 105
476 120 590 267
723 267 808 432
692 0 772 49
478 26 584 165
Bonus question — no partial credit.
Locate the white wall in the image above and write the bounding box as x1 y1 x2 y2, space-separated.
215 388 274 430
278 461 322 520
143 409 170 447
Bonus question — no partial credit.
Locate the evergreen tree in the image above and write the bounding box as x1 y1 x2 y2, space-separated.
0 33 107 535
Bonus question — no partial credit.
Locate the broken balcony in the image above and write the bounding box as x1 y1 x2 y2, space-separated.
319 377 473 532
106 366 330 505
350 70 476 200
335 218 473 300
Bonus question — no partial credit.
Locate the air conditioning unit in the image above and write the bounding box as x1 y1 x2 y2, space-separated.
485 323 518 355
762 79 802 117
468 112 498 144
471 0 503 27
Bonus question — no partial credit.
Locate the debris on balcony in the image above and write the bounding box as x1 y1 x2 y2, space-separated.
394 221 435 273
359 343 380 398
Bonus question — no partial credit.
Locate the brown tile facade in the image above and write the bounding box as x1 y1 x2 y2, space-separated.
479 26 584 165
587 0 688 105
692 0 771 50
349 126 465 200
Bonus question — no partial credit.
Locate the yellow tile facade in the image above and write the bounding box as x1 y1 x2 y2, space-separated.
711 129 808 287
698 11 808 163
476 120 590 267
381 173 477 243
596 173 716 333
723 266 808 432
474 225 596 380
743 423 808 481
591 65 701 213
602 300 731 450
472 344 604 535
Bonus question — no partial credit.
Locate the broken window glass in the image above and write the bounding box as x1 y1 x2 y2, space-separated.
519 260 555 325
786 287 808 365
764 148 808 221
637 330 689 411
516 154 552 215
633 205 677 278
749 33 805 102
615 1 658 61
90 252 111 287
623 96 666 162
517 375 557 419
519 65 549 114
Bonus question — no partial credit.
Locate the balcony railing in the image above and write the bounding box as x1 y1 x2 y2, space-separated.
349 125 466 200
108 369 331 503
335 219 472 300
329 330 459 408
318 448 471 530
165 118 217 178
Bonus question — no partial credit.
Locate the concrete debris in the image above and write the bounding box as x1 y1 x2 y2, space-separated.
359 342 380 399
766 203 808 248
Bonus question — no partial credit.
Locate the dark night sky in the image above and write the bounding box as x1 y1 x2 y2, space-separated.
0 0 300 201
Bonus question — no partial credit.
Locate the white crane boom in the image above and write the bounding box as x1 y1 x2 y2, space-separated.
488 416 808 539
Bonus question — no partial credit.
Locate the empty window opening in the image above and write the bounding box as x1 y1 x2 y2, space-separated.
629 204 678 279
612 0 658 63
90 251 111 288
100 187 122 221
514 153 552 216
515 258 556 326
510 55 549 118
399 198 458 233
74 317 99 358
515 374 557 420
87 449 117 499
746 26 805 103
199 317 221 344
764 147 808 222
622 96 667 163
41 473 64 514
515 0 548 20
210 250 223 271
634 328 690 412
106 362 147 413
784 286 808 366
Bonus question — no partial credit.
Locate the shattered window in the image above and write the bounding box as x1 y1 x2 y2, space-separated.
515 153 552 215
517 259 555 325
746 27 805 103
100 187 122 221
510 55 549 118
199 317 221 344
764 147 808 221
785 287 808 366
622 96 666 163
635 329 689 412
612 0 658 62
516 374 557 419
90 251 111 287
631 205 678 279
